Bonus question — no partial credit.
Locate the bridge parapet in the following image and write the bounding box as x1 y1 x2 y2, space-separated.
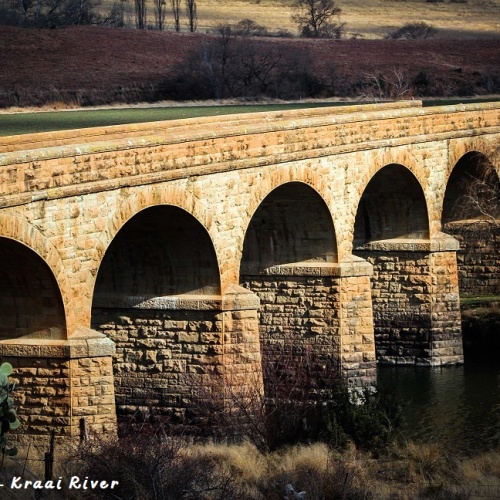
1 102 499 211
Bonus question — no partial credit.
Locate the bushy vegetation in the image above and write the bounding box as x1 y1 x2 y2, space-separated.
163 32 325 101
0 0 125 28
61 437 500 499
322 384 404 455
386 22 438 39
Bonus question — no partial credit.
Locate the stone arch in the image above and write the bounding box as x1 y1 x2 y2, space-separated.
92 184 221 299
241 181 338 274
445 138 500 189
442 149 500 299
90 198 223 419
92 204 221 307
239 181 340 398
442 149 500 225
353 163 430 246
352 164 434 365
237 168 335 275
348 148 432 246
0 214 68 339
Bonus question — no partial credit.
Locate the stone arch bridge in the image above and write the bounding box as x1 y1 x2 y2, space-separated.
1 101 499 450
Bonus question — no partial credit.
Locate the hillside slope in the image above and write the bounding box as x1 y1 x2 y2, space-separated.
1 25 499 107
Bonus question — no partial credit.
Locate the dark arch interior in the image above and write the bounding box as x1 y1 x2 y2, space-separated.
354 164 429 246
93 206 220 304
0 238 66 340
442 152 500 225
241 182 337 272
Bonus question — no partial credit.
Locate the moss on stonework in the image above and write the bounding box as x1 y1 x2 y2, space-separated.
460 295 500 309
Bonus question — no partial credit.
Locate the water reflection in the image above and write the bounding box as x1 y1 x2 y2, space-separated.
377 360 500 452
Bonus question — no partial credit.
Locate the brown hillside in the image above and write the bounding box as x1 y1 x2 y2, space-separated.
1 25 499 107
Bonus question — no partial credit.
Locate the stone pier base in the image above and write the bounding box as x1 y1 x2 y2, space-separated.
91 286 264 423
338 257 377 386
241 259 376 393
355 235 464 365
0 329 117 459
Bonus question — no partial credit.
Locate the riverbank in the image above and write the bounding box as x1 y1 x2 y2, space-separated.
4 439 496 499
461 297 500 359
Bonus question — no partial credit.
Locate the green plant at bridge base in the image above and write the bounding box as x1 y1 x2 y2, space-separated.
0 362 20 459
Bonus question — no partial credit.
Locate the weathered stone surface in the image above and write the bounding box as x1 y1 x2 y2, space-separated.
3 332 117 455
0 101 498 449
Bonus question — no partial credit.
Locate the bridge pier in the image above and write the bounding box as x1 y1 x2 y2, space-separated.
0 329 117 457
355 235 463 365
240 258 376 394
91 286 264 424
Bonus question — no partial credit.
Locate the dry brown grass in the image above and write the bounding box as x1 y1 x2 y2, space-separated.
64 437 500 499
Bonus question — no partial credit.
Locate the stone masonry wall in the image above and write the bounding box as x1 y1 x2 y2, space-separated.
337 272 376 386
92 307 223 420
0 333 117 458
356 250 433 364
92 287 263 421
444 224 500 296
356 247 463 365
6 356 71 446
429 251 463 364
241 273 341 398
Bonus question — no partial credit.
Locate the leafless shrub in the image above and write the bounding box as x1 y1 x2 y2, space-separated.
233 18 269 36
360 67 413 100
386 21 438 39
181 339 340 452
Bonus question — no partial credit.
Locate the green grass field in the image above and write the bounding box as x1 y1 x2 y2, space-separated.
1 99 499 137
0 102 343 137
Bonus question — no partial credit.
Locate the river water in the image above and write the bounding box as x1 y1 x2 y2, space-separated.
377 359 500 453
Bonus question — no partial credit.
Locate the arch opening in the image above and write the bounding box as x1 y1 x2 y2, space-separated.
353 165 434 365
354 164 429 246
91 206 223 419
93 205 221 307
442 151 500 359
443 152 500 226
241 182 338 273
0 238 66 340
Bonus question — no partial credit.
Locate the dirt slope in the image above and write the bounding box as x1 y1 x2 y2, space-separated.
1 25 499 107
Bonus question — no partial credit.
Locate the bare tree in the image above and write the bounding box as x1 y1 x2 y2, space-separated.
153 0 166 29
361 67 413 101
197 26 288 99
292 0 344 38
446 149 500 232
185 0 196 32
135 0 146 28
170 0 180 31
